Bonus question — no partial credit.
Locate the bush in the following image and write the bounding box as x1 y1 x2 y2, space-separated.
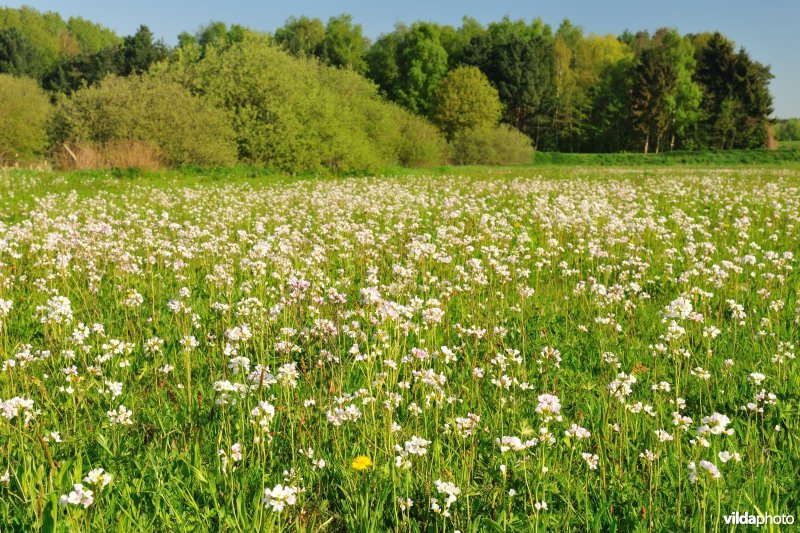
156 37 447 173
0 74 50 165
48 75 237 168
396 109 449 167
430 66 502 140
318 67 448 169
450 124 534 165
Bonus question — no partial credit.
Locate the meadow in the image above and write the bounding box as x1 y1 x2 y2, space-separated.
0 167 798 531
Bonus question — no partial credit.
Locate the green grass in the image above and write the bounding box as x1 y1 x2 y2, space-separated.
531 147 800 167
0 167 798 531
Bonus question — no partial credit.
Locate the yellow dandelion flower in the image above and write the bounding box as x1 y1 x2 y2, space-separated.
351 455 372 471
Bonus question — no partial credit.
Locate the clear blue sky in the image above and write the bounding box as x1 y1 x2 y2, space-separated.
5 0 799 117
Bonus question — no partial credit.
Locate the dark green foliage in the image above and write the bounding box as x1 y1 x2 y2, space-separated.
583 58 635 152
365 29 403 98
42 46 118 93
439 16 486 67
41 25 167 94
395 23 449 115
694 33 773 149
0 27 40 77
630 45 676 153
198 22 247 51
368 18 773 154
117 25 168 76
461 18 556 147
177 22 252 58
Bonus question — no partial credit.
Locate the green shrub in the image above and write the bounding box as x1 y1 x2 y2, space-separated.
430 66 502 140
48 75 237 167
0 74 50 165
450 124 534 165
156 37 447 173
396 109 449 167
319 67 448 169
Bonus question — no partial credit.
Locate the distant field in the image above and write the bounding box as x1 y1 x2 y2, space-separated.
0 167 798 531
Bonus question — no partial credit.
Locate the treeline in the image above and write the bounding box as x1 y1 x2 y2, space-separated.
0 6 776 171
340 18 773 152
774 119 800 142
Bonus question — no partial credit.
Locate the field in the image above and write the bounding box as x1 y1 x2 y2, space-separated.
0 167 798 531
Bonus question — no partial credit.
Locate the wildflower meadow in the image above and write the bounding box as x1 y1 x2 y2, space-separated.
0 168 797 531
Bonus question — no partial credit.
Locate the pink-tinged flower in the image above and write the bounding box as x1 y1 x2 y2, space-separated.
59 483 94 508
262 484 299 513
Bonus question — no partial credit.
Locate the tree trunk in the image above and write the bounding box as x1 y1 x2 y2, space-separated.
643 131 650 154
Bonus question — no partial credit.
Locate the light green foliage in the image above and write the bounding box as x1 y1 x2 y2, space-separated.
450 124 534 165
66 17 120 54
427 62 536 169
317 67 447 169
319 14 368 72
395 23 449 115
0 74 50 164
658 30 702 151
273 16 325 57
49 75 237 166
0 6 118 75
394 107 450 167
274 15 368 72
157 37 446 172
171 39 340 170
774 118 800 141
430 66 502 140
